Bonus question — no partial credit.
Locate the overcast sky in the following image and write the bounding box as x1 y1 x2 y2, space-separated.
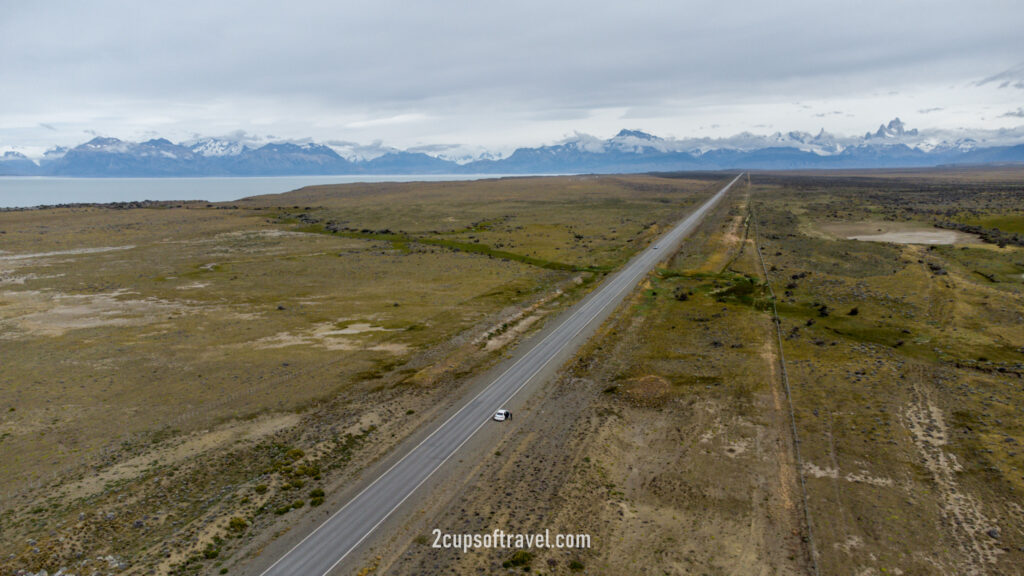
2 0 1023 158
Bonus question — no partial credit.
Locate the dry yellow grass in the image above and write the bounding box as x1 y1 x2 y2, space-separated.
0 174 718 575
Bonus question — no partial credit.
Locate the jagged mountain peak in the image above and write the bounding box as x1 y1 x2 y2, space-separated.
188 138 247 157
614 129 658 140
82 136 124 148
868 117 919 139
4 119 1022 176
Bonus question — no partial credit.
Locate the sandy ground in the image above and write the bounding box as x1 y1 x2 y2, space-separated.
849 230 977 244
817 221 980 245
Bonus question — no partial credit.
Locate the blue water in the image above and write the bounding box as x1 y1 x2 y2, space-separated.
0 175 518 208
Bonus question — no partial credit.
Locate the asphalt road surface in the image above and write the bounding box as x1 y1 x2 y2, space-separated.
259 173 743 576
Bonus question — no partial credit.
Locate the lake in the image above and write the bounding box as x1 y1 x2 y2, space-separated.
0 174 521 209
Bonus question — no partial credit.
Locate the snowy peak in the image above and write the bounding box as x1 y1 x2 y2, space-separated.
868 117 919 139
188 138 247 157
73 137 189 157
0 150 40 175
80 137 131 152
255 142 341 157
43 146 69 160
614 129 658 141
608 129 670 154
4 118 1023 177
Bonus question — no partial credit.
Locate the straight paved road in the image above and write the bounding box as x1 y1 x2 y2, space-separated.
259 173 743 576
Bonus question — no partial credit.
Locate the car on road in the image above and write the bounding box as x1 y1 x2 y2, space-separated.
492 409 511 422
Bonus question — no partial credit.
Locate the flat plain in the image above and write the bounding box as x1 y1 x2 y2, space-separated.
369 168 1024 576
2 168 1022 576
0 174 716 575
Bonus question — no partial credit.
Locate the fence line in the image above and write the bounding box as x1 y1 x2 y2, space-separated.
750 197 821 576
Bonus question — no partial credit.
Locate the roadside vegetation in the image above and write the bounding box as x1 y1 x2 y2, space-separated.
383 168 1023 576
386 180 809 575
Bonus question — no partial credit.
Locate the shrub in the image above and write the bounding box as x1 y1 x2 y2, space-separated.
295 463 320 477
503 550 533 568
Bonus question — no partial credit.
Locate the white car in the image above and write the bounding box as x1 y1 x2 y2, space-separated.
492 409 511 422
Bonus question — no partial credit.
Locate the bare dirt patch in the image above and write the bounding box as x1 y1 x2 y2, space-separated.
817 221 980 244
619 374 672 407
0 288 190 337
59 413 301 503
244 321 408 353
904 377 1002 574
476 287 565 352
0 245 136 262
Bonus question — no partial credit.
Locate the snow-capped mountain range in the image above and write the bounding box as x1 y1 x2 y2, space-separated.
2 119 1023 176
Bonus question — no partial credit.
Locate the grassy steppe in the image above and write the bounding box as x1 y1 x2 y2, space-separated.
384 168 1023 576
385 179 809 575
4 168 1021 576
0 174 717 575
750 172 1024 575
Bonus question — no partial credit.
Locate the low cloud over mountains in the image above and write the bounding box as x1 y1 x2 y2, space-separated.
3 120 1024 177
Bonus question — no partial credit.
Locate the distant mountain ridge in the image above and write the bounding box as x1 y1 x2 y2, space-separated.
3 119 1024 176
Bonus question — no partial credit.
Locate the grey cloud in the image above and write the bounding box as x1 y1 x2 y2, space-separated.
1001 107 1024 118
407 144 461 154
918 108 944 114
976 63 1024 89
621 105 688 120
6 3 1021 104
2 1 1024 149
525 108 593 122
